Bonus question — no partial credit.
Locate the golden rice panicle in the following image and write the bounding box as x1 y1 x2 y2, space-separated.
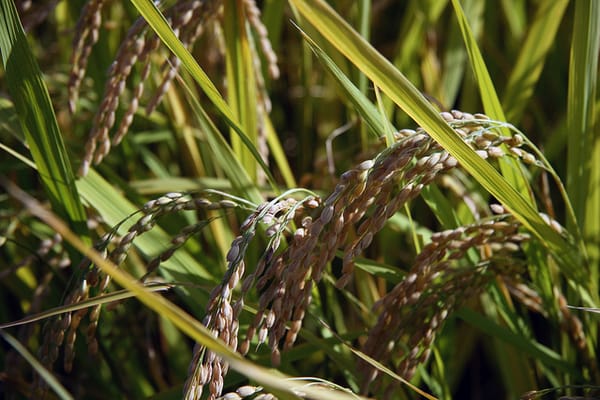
68 0 106 114
360 215 528 394
183 111 566 398
78 1 222 176
78 17 150 177
243 0 279 79
33 192 241 397
185 196 312 399
232 112 487 373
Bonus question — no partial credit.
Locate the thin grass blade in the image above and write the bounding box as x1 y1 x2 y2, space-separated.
449 0 531 198
0 330 74 400
0 283 172 329
567 306 600 314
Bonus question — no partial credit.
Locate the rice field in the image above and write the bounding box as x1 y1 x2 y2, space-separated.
0 1 598 399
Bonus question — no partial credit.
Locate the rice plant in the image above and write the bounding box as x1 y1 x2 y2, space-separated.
1 1 598 399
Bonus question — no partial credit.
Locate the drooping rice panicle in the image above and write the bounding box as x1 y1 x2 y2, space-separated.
78 1 223 176
183 111 574 398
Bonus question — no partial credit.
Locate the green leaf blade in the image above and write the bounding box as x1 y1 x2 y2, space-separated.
567 0 600 282
0 0 88 243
